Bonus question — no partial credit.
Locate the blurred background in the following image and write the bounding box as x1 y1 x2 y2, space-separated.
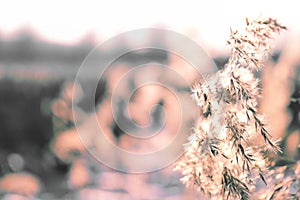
0 0 299 199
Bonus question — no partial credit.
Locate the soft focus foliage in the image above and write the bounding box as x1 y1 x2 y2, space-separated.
0 16 299 200
0 173 41 196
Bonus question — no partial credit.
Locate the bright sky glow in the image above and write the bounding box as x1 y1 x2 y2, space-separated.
0 0 299 53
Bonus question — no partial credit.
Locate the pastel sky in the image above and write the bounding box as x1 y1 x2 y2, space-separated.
0 0 299 53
